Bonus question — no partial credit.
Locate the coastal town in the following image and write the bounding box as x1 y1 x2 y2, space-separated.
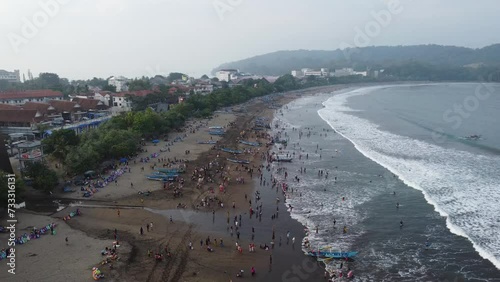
0 67 357 281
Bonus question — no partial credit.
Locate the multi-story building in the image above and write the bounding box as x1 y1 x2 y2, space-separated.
0 69 21 82
0 90 63 105
216 69 239 82
294 68 330 77
332 68 368 77
108 76 129 92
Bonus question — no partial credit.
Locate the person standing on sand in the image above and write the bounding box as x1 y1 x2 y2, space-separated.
140 227 144 235
117 209 120 217
146 224 150 232
65 237 68 245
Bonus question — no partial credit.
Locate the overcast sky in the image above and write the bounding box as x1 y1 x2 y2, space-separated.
1 0 499 80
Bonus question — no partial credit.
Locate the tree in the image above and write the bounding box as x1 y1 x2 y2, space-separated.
102 84 117 92
24 162 58 193
65 143 100 174
42 129 79 162
200 74 209 79
38 72 62 91
0 171 24 208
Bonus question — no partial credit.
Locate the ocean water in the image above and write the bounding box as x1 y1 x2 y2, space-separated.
272 84 500 281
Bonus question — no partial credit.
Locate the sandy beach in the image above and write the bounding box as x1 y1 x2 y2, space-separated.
1 85 345 282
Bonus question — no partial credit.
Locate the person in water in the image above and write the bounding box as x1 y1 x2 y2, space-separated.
400 220 404 227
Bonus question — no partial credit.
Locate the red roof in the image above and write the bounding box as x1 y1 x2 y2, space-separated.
0 103 20 110
0 90 63 100
48 100 80 113
0 109 40 123
21 102 53 115
72 97 107 111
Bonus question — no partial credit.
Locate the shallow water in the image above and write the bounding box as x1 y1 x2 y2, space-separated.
273 84 500 281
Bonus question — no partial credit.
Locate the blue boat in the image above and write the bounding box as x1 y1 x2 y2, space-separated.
221 148 243 154
307 250 358 259
239 140 261 147
227 158 250 164
209 131 225 136
146 174 177 181
198 140 217 144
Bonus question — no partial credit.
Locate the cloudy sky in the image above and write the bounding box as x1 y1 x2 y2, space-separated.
1 0 499 80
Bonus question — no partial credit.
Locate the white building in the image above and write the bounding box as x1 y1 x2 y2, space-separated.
111 93 132 113
302 68 330 77
291 70 303 77
0 69 21 83
332 68 368 77
108 76 129 92
192 83 214 95
216 69 239 82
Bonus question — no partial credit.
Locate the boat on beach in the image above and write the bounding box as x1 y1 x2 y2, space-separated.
221 148 243 154
227 158 250 164
239 140 261 147
146 174 178 181
209 131 225 136
272 155 292 162
198 140 217 144
307 250 358 259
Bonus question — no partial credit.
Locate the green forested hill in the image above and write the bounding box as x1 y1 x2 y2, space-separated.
213 44 500 76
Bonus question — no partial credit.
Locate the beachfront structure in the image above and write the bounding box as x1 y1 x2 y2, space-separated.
331 68 368 77
16 140 44 174
108 76 129 92
0 90 63 105
0 98 111 134
293 68 330 77
216 69 239 82
0 69 21 82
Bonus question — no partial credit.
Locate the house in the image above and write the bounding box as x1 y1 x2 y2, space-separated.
192 83 214 95
108 76 129 92
0 109 41 133
110 90 156 112
71 97 108 111
0 90 63 105
216 69 239 82
21 102 55 120
0 103 20 110
47 100 82 121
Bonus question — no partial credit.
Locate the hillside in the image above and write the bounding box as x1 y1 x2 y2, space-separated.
213 44 500 76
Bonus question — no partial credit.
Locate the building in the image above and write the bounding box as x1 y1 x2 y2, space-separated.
295 68 330 77
71 97 107 112
108 76 129 92
192 83 214 95
0 109 41 133
0 90 63 105
0 69 21 83
331 68 367 77
291 70 303 77
110 90 155 113
216 69 239 82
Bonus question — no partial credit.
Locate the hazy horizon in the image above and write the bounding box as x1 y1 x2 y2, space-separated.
2 0 500 80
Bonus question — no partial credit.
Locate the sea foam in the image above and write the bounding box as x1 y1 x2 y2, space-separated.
317 86 500 270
